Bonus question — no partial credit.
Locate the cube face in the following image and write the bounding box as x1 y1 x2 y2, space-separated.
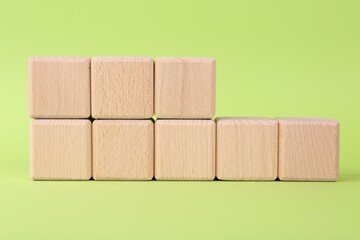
93 120 154 180
30 120 91 180
155 120 215 180
155 57 216 118
91 57 153 118
278 119 339 181
28 57 90 118
216 118 278 180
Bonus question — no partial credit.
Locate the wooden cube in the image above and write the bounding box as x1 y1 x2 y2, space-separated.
93 120 154 180
28 57 90 118
30 120 91 180
278 118 339 181
155 57 216 118
91 57 153 118
216 118 278 180
155 120 215 180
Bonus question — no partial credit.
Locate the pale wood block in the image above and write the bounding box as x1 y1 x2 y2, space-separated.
30 120 91 180
216 118 278 180
278 118 339 181
155 120 215 180
93 120 154 180
155 57 216 118
28 57 90 118
91 57 153 118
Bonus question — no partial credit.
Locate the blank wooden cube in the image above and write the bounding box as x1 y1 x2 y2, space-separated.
278 118 339 181
155 57 216 118
91 57 153 118
216 118 278 180
155 120 215 180
28 57 90 118
30 120 91 180
93 120 154 180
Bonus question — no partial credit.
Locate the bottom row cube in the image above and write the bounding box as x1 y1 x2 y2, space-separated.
216 118 278 180
30 120 92 180
93 120 154 180
30 118 339 181
155 120 215 180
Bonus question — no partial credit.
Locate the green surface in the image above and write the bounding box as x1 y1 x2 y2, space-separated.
0 0 359 239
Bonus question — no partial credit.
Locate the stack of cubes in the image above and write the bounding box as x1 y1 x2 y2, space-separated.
29 57 339 181
155 58 216 180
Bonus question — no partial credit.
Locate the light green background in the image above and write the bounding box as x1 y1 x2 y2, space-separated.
0 0 359 239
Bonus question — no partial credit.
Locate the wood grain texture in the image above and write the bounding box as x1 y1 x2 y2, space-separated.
91 57 153 119
155 57 216 118
216 118 278 180
30 119 91 180
93 120 154 180
28 57 90 118
155 120 215 180
278 118 339 181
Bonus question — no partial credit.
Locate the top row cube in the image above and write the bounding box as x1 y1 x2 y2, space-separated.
28 57 216 119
